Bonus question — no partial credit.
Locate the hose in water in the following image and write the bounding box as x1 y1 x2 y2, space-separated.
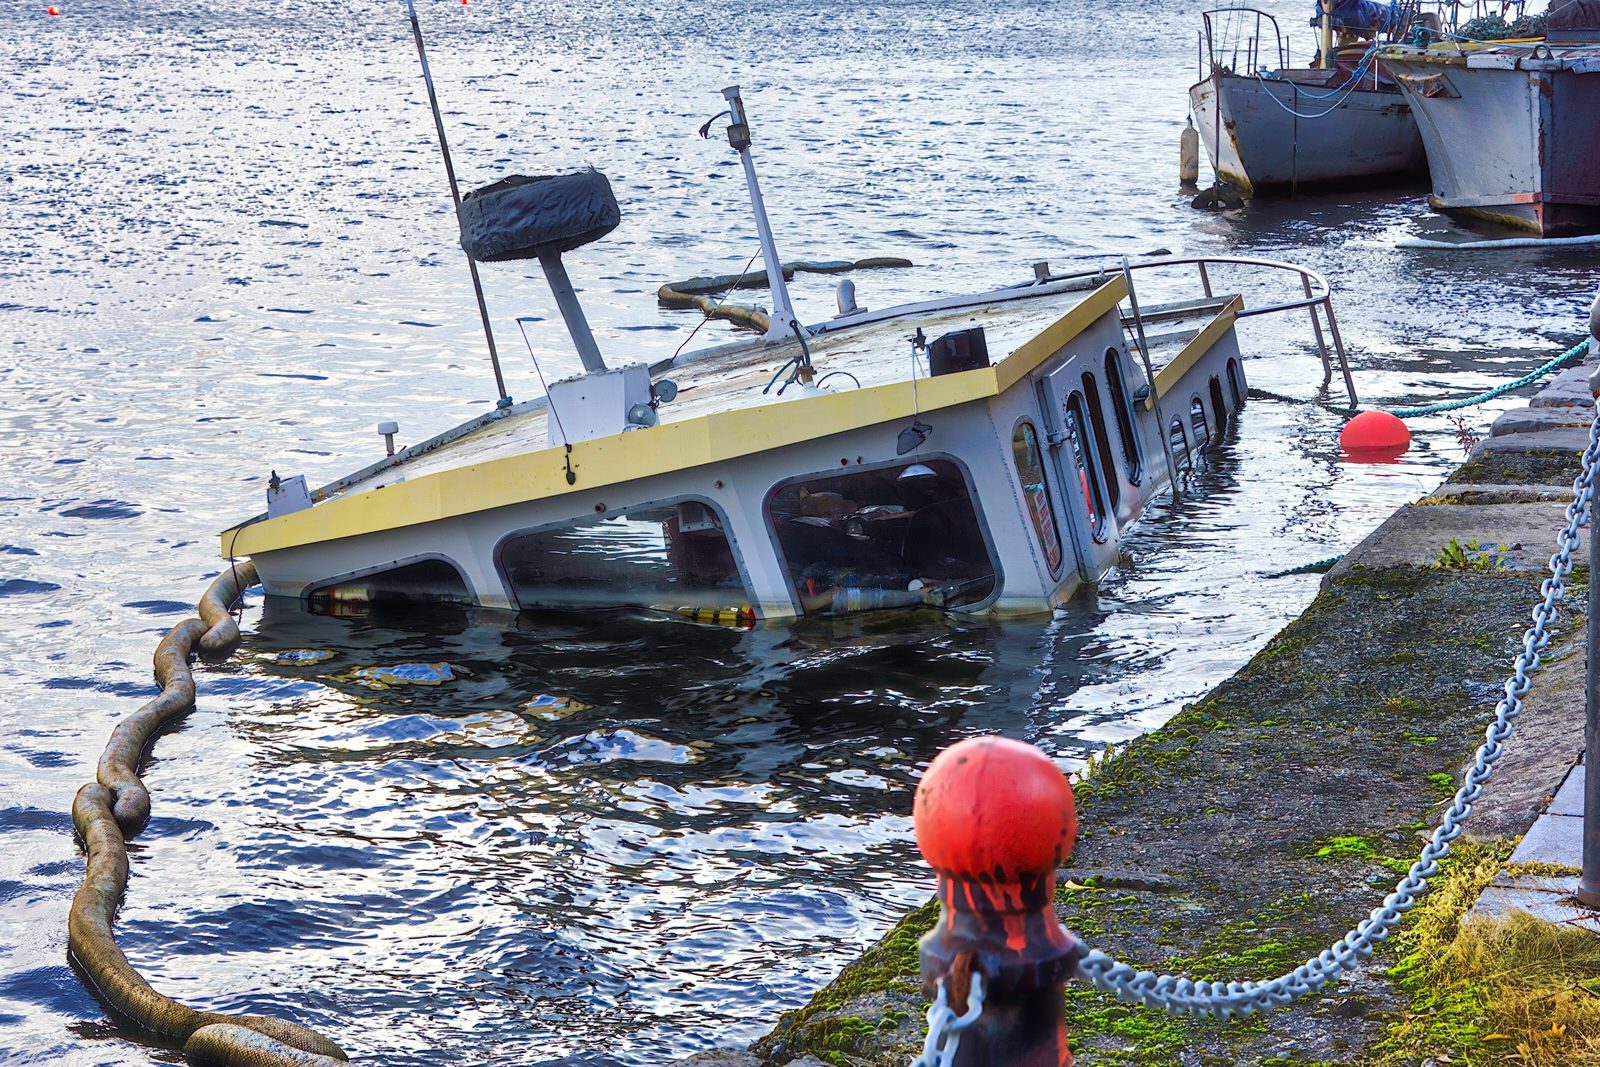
69 562 350 1066
657 256 912 334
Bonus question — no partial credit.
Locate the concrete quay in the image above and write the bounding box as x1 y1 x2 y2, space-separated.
733 351 1600 1066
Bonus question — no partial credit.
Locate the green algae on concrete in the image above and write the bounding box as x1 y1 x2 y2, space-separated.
1451 448 1582 488
757 562 1577 1066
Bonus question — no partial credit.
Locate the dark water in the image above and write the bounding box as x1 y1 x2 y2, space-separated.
3 0 1597 1062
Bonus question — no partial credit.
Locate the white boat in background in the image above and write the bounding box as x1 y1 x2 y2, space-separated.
221 79 1357 623
1381 2 1600 236
1190 5 1427 195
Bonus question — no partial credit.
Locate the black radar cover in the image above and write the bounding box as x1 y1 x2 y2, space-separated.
457 169 620 263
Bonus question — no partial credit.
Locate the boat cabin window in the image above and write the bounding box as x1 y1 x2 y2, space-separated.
498 498 750 612
1209 377 1229 437
308 558 471 614
1227 357 1245 407
1169 417 1192 480
1012 422 1064 578
1080 371 1121 510
767 458 996 615
1189 395 1210 448
1065 392 1109 542
1105 348 1143 485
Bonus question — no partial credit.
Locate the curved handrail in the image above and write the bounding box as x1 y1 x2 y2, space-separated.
1033 254 1332 315
1021 253 1354 407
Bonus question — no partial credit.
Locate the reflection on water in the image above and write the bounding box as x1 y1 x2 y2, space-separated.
3 0 1598 1061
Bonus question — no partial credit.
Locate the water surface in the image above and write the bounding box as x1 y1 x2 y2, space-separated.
2 0 1597 1062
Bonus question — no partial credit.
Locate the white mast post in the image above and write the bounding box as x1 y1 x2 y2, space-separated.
721 86 799 343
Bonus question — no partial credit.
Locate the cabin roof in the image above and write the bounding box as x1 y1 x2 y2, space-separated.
221 278 1136 558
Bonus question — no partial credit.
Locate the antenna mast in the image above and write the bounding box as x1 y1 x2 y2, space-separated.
402 0 509 404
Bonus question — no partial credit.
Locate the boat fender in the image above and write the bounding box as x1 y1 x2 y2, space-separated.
1180 117 1199 186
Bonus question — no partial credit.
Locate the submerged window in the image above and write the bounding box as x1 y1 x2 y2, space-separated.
767 458 996 615
1227 357 1245 407
1013 422 1064 577
1066 392 1109 541
499 499 749 611
1169 417 1192 480
1105 348 1143 485
1081 371 1121 510
1209 376 1229 438
308 558 471 614
1190 395 1210 448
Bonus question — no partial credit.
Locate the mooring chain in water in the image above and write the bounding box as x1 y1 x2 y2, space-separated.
911 972 986 1067
69 562 350 1066
1067 398 1600 1019
1248 336 1592 422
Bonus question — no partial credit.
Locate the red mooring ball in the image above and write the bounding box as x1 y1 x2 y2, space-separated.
1340 409 1411 458
914 736 1078 881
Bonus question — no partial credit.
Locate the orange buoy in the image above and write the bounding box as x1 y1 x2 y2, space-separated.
914 736 1081 1065
47 5 60 12
1340 409 1411 462
914 735 1077 881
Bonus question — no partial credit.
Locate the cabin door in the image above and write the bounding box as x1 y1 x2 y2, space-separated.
1037 362 1121 584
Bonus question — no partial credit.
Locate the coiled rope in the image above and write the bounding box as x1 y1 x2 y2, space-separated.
69 562 349 1066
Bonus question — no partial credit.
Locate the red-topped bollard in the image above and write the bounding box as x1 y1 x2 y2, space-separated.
915 736 1083 1066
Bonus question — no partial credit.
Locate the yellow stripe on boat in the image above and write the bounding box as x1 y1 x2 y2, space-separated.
222 278 1127 558
1151 294 1243 406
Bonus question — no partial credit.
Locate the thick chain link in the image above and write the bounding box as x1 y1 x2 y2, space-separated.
912 972 986 1067
1076 400 1600 1018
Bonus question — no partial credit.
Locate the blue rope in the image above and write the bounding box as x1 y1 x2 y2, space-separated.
1389 337 1591 419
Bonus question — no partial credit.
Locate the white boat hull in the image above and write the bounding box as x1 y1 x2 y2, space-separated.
1189 71 1425 195
1383 46 1600 236
228 278 1252 621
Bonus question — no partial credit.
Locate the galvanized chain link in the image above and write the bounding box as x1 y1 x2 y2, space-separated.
912 972 986 1067
1075 398 1600 1019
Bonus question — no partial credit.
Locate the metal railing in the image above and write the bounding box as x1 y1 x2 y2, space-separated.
1037 254 1358 409
1199 7 1288 78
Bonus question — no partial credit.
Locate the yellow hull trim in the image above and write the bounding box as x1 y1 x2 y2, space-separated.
1152 294 1243 404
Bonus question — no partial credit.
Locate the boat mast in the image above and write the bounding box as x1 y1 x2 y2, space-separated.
1320 0 1336 68
402 0 510 403
720 86 800 343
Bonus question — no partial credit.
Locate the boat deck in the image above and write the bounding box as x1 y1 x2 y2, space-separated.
329 282 1202 500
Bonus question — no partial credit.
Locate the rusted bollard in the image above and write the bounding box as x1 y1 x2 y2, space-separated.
914 736 1084 1066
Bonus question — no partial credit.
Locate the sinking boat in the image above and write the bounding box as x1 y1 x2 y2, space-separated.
1190 4 1427 195
221 82 1354 622
1381 2 1600 236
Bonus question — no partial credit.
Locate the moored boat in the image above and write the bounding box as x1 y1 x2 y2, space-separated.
1190 5 1427 196
221 85 1356 623
1381 2 1600 236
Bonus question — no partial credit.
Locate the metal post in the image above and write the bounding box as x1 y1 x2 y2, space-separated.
1579 293 1600 907
1122 258 1182 502
722 86 798 343
1301 273 1332 382
915 737 1082 1066
1321 296 1359 409
403 0 509 403
538 251 607 374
